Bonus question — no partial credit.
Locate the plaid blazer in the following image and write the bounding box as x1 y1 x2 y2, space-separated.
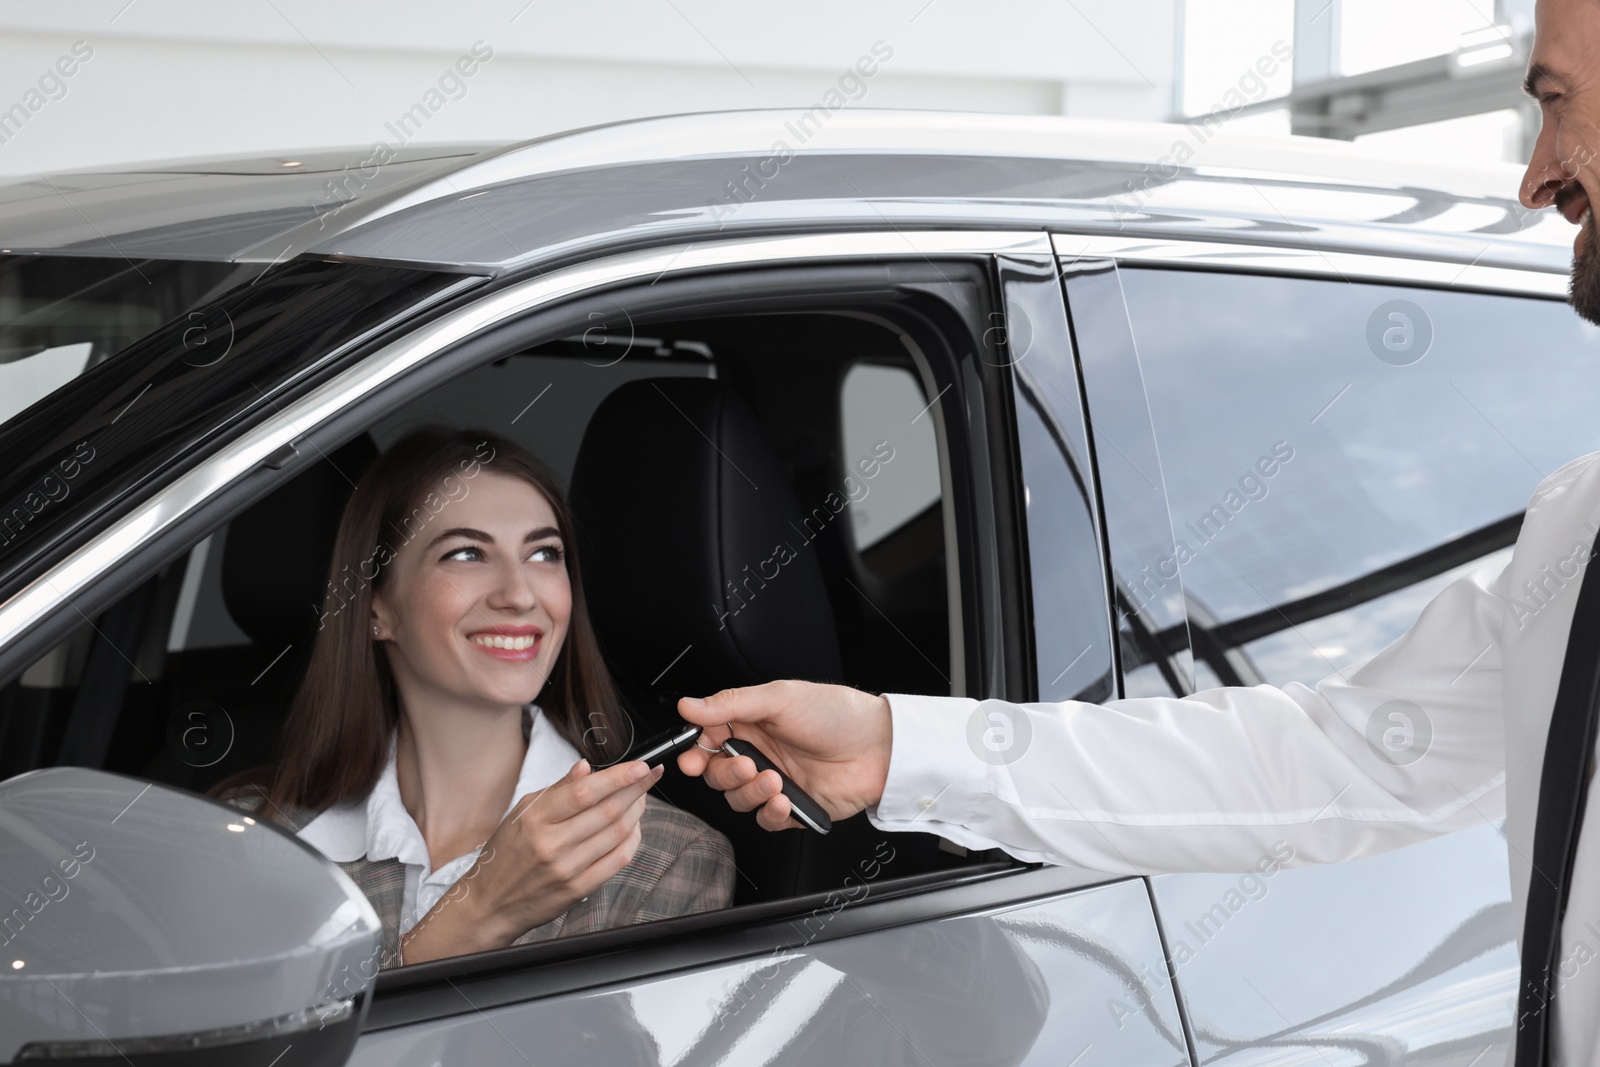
221 787 734 970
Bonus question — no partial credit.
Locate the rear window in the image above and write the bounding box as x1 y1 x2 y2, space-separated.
1119 268 1600 687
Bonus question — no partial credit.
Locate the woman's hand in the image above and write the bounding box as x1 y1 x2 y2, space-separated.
400 757 662 964
674 680 893 832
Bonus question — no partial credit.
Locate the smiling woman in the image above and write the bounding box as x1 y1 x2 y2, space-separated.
212 426 734 969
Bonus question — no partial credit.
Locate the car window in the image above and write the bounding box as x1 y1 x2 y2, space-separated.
1059 263 1199 699
0 255 246 424
838 363 940 552
0 300 979 964
1116 268 1600 687
0 342 93 423
0 258 468 605
1004 262 1117 704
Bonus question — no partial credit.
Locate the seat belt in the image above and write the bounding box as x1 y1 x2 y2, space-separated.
1516 547 1600 1065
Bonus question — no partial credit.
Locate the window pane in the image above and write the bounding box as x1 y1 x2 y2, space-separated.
0 342 91 423
1065 265 1200 697
1117 268 1600 685
0 260 460 589
1005 261 1116 704
839 363 941 551
0 255 242 427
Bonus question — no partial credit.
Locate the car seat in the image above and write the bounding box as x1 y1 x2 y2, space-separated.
569 377 938 905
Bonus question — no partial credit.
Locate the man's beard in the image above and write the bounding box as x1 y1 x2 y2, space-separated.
1571 208 1600 325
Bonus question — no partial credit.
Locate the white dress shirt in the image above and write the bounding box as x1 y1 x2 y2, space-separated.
867 448 1600 1065
297 703 582 934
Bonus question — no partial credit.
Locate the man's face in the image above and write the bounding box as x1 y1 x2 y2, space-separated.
1523 0 1600 323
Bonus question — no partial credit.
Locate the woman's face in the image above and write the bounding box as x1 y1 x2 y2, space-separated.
370 471 572 713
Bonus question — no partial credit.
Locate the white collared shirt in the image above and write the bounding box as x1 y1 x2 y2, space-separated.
866 448 1600 1066
297 703 581 933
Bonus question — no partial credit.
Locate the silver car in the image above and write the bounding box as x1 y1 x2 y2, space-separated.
0 110 1580 1066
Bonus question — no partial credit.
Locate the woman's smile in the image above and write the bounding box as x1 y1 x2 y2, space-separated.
468 625 544 661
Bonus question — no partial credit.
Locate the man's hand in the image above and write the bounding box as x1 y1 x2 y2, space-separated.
675 680 892 831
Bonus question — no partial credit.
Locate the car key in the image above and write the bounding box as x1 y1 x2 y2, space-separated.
720 736 833 834
623 723 705 769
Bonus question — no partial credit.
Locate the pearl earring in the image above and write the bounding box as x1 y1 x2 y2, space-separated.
372 625 381 637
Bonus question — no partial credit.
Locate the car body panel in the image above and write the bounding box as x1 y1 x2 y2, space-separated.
0 111 1571 276
1149 825 1515 1065
310 149 1565 277
0 144 496 262
347 878 1189 1067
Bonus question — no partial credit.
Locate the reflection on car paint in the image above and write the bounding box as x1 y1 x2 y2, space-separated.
346 879 1188 1067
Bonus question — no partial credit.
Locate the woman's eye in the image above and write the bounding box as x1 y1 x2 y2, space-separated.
442 546 483 562
530 544 564 563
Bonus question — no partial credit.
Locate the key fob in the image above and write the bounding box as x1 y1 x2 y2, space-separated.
721 737 832 834
623 723 704 769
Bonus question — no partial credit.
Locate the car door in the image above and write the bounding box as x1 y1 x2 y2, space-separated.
0 233 1194 1067
1055 239 1600 1064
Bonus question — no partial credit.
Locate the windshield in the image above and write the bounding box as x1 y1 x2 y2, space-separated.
0 255 251 425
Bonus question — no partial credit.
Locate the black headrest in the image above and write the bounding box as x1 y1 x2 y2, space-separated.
222 435 378 650
569 378 842 701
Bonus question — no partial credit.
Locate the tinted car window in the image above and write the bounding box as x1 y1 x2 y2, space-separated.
1118 268 1600 685
1004 261 1116 703
0 256 246 423
1 310 975 967
0 259 470 617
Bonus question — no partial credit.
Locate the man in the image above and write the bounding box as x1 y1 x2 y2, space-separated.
676 2 1600 1063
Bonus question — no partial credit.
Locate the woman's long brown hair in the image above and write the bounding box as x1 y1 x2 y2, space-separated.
214 426 629 815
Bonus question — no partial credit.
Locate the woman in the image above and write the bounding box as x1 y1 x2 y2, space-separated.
215 426 734 969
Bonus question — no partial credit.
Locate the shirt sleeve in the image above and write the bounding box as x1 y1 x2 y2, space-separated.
866 558 1511 874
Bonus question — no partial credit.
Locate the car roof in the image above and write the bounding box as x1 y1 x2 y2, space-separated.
0 109 1572 275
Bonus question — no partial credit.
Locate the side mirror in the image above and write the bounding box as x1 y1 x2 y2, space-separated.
0 767 381 1065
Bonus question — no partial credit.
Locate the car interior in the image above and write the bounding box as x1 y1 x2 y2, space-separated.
0 306 997 927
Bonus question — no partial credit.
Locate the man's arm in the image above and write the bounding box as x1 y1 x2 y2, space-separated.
679 560 1509 874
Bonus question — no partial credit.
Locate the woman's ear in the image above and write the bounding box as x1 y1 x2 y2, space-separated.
370 589 396 640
